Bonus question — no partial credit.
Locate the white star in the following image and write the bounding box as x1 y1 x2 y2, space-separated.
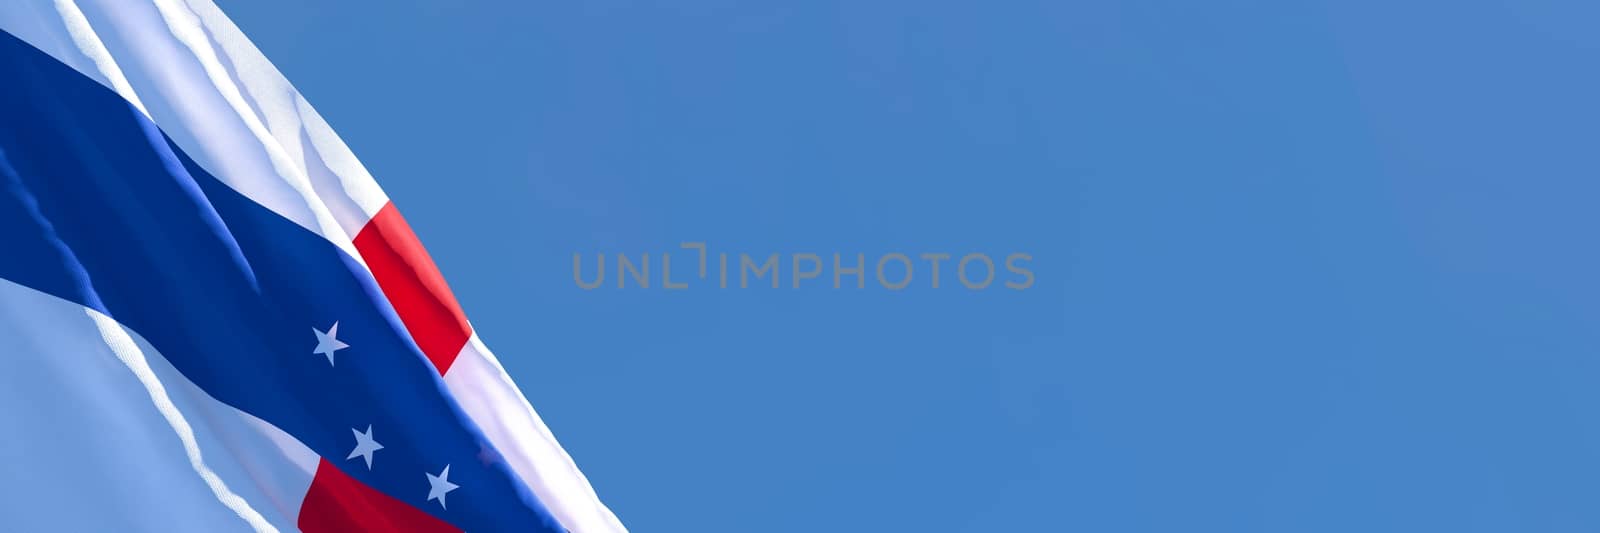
346 425 384 469
311 322 350 365
426 465 460 509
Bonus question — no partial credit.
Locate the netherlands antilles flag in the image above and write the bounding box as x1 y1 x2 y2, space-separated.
0 2 624 532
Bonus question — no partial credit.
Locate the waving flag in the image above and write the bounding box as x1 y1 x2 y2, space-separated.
0 2 624 532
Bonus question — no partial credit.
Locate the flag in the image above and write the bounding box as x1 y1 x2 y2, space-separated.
0 1 625 531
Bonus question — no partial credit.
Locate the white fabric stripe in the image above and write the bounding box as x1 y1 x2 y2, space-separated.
0 1 100 83
50 0 149 116
86 311 276 532
0 0 387 257
444 335 629 533
0 278 316 532
176 0 390 231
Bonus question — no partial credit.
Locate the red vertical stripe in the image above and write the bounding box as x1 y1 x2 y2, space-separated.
299 202 479 531
299 459 459 533
353 202 472 374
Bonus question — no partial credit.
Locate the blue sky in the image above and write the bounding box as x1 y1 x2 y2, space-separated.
219 0 1600 530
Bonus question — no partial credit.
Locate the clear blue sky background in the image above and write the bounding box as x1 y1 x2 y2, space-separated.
217 1 1599 531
